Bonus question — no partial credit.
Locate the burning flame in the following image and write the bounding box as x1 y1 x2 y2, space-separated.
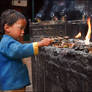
75 32 81 38
85 18 91 45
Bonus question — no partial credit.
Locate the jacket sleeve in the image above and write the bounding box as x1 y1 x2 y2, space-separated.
0 39 39 59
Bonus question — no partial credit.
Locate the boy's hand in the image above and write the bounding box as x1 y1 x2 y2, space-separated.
38 38 52 47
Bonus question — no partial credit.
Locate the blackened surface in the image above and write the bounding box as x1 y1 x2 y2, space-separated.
32 46 92 92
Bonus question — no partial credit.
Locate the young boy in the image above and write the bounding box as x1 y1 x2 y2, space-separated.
0 9 52 92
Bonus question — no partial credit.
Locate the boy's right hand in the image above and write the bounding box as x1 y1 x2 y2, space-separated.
38 38 52 47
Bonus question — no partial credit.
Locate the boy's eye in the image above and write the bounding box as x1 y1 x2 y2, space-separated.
20 27 25 30
18 26 25 30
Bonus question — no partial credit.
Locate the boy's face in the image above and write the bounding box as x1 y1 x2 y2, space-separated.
4 19 27 40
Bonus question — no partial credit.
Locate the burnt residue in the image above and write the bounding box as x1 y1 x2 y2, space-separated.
50 37 92 54
32 46 92 92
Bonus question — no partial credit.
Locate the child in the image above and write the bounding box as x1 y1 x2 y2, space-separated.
0 9 52 92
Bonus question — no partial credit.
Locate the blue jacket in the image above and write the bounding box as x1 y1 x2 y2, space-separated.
0 35 39 90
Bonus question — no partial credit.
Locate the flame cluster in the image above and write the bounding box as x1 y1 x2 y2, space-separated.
85 18 91 45
75 18 91 45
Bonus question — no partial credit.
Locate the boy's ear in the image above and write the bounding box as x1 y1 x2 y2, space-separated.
4 24 10 33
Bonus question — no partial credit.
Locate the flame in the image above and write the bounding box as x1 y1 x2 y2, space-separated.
75 32 81 38
85 18 91 45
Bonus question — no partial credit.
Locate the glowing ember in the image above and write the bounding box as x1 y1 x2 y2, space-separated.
75 32 81 38
85 18 91 45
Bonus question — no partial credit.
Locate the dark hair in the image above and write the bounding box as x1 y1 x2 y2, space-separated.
0 9 26 34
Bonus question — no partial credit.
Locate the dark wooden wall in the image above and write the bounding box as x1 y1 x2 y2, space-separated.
0 0 43 20
0 0 11 16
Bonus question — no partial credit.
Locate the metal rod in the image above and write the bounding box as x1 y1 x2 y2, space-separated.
32 0 35 21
